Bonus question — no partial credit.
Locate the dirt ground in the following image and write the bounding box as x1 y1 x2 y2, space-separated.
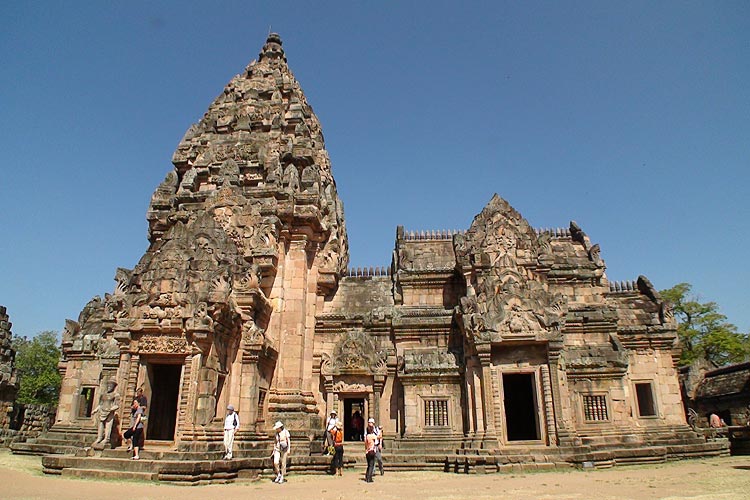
2 451 750 500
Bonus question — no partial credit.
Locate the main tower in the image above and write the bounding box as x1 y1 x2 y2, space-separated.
55 34 348 446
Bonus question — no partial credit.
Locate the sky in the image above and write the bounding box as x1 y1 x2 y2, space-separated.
1 1 748 338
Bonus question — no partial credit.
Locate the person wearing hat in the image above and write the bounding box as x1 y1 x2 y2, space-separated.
330 420 344 476
364 418 378 483
223 404 240 459
272 421 291 483
323 409 339 454
371 419 384 476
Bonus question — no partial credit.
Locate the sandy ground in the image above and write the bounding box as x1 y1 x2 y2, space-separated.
2 451 750 500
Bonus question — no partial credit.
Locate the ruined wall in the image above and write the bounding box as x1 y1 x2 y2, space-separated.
0 306 18 430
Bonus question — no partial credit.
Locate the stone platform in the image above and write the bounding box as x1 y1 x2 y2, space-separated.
34 430 729 484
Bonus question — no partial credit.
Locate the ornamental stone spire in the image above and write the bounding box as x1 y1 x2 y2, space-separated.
150 32 348 282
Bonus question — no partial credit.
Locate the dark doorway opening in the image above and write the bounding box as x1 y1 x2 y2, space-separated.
146 363 182 441
503 373 540 441
343 398 365 441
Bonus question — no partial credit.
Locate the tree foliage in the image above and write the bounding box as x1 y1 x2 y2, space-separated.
12 330 62 405
660 283 749 367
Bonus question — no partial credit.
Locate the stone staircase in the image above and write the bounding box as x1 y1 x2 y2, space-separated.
24 426 731 483
10 425 96 456
41 439 356 484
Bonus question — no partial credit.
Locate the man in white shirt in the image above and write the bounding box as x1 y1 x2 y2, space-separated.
223 404 239 459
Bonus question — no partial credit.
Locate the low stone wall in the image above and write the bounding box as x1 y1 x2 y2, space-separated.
0 403 56 446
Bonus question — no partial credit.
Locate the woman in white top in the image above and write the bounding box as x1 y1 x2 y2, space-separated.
273 421 291 483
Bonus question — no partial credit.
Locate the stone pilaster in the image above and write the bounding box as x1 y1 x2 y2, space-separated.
477 346 497 445
267 236 319 431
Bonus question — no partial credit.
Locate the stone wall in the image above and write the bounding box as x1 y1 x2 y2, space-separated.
0 306 18 432
0 404 57 446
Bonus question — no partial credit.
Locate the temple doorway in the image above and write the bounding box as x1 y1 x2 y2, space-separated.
343 398 365 441
503 373 540 441
146 363 182 441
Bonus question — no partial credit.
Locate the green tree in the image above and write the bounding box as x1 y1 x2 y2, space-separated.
661 283 750 366
12 330 62 405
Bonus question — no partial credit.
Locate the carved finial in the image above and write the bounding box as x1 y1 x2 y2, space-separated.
259 32 286 63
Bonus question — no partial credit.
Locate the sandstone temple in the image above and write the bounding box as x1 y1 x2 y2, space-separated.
18 34 727 480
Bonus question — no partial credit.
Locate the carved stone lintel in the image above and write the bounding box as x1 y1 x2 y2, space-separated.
139 336 189 354
332 381 368 393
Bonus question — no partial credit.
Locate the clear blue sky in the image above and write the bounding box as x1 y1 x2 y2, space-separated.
1 1 748 338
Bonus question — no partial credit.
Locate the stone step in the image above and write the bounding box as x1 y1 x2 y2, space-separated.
61 467 158 481
101 448 270 461
10 442 79 455
55 457 166 473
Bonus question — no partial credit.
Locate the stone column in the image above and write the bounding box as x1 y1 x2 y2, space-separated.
467 357 482 438
267 235 318 431
477 345 497 444
173 353 192 445
239 350 260 423
547 347 573 444
373 376 385 426
540 364 557 446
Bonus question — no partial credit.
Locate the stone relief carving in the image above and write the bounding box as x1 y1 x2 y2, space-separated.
320 331 388 375
332 381 368 393
400 349 462 374
186 302 214 333
97 335 120 359
139 336 190 354
241 319 265 345
454 195 568 345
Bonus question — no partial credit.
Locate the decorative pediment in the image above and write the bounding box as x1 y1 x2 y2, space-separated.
454 194 540 270
454 195 568 345
320 331 387 375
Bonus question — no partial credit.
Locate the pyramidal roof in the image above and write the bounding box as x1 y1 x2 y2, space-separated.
146 33 348 272
171 33 331 180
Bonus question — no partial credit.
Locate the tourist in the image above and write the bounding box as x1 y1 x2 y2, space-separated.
352 410 364 441
273 421 291 484
364 420 377 483
134 387 148 448
374 422 384 476
330 420 344 476
135 387 148 410
323 409 339 454
709 413 727 428
122 398 144 460
223 404 239 459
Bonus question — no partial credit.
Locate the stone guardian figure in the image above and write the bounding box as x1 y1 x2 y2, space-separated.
92 379 120 449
